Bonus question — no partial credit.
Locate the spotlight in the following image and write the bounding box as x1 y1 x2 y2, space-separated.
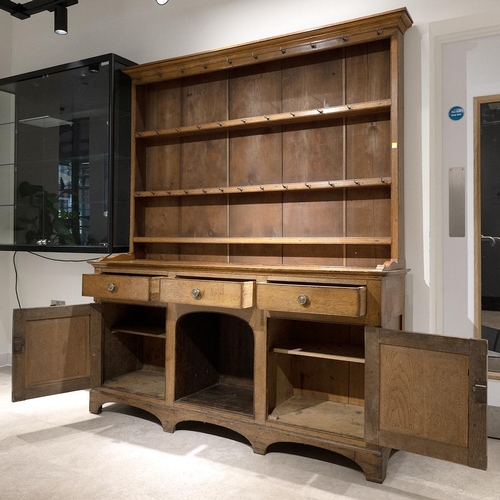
156 0 169 4
54 5 68 35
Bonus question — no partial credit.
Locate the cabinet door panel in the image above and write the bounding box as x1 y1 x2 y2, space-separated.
12 304 100 402
365 327 487 470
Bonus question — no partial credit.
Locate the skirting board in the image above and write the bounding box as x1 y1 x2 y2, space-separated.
488 405 500 439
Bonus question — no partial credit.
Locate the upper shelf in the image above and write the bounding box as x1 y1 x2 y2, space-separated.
135 99 391 140
134 176 392 198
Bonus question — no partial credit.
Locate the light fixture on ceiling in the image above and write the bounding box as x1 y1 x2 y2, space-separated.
0 0 78 34
156 0 169 4
54 5 67 35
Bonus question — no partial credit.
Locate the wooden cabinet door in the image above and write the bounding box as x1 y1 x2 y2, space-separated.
365 327 487 470
12 304 101 402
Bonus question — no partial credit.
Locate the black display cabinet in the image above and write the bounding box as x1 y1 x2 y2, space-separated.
0 54 135 252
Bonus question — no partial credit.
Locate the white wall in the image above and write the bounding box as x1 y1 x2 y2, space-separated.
1 1 500 393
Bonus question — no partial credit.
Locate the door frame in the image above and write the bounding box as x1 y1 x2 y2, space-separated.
474 94 500 380
428 13 500 338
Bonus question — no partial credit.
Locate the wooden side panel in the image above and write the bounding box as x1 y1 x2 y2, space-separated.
365 327 488 470
12 304 95 402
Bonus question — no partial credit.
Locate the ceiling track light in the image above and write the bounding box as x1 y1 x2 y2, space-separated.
0 1 78 34
54 5 67 35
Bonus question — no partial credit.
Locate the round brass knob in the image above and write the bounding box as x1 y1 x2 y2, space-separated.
107 283 117 293
297 294 308 306
191 288 202 299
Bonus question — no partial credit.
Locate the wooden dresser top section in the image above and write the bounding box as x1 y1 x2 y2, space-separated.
123 8 412 85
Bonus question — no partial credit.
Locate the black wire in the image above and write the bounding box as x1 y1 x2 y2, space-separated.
12 252 112 309
27 251 112 262
13 251 21 309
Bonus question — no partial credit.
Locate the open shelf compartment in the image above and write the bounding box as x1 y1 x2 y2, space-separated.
267 318 365 437
175 312 254 417
102 303 166 399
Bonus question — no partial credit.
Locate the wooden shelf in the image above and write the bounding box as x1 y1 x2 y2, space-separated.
135 99 391 140
134 177 391 198
102 369 165 399
268 396 364 438
133 236 392 245
273 342 365 363
176 383 254 417
111 325 166 338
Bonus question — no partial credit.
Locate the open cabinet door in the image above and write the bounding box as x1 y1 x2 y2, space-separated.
365 327 487 470
12 304 100 402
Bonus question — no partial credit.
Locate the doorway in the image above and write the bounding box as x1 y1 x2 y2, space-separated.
475 94 500 374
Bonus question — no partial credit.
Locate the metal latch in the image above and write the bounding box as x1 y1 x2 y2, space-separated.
473 383 487 405
13 338 25 353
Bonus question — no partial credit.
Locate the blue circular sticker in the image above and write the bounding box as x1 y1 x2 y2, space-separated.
449 106 464 121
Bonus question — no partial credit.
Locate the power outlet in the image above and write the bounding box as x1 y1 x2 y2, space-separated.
50 300 66 306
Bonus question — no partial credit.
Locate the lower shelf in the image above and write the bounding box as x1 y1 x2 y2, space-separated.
176 383 254 417
268 396 364 439
102 369 165 399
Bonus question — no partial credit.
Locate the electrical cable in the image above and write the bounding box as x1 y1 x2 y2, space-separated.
13 251 21 309
12 252 112 309
27 251 111 263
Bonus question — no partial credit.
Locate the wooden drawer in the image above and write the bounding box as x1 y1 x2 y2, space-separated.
82 274 151 301
160 278 255 309
256 283 366 317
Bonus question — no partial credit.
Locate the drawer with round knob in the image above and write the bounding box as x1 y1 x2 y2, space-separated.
82 274 152 301
160 278 255 308
256 283 367 317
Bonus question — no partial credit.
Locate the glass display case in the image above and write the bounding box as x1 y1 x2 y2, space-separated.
0 54 135 252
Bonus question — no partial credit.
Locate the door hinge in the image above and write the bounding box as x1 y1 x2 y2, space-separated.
473 383 487 405
13 338 25 353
